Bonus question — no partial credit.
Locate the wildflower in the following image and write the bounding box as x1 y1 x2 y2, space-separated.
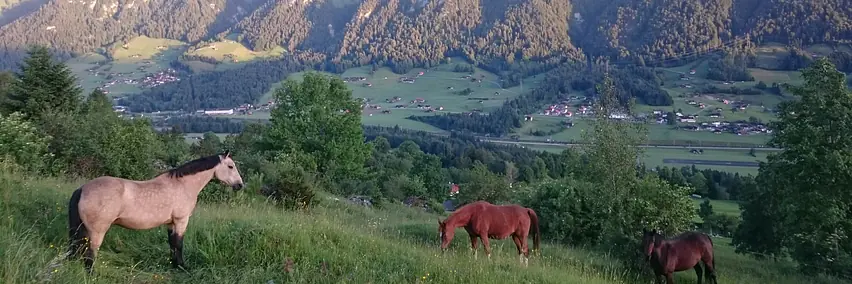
49 244 54 248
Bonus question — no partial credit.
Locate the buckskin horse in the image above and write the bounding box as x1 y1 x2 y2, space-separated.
641 229 718 284
66 151 245 273
437 201 540 266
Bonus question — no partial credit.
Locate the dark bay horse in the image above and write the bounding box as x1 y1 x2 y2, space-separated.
642 229 718 284
437 201 540 266
66 151 245 273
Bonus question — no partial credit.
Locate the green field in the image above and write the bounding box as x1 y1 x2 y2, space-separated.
691 198 742 219
524 143 771 175
65 36 186 97
0 169 842 284
254 60 543 131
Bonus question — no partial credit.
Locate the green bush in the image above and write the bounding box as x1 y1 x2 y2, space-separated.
260 156 319 211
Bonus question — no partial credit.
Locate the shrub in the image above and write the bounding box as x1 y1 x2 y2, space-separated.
260 155 319 211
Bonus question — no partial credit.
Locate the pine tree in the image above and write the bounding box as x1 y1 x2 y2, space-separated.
6 46 82 119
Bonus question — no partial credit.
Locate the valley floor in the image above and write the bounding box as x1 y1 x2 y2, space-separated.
0 170 841 284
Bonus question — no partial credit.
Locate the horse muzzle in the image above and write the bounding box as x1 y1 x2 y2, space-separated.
232 183 245 191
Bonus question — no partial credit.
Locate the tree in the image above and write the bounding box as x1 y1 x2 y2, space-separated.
736 58 852 277
689 172 709 196
4 46 82 120
262 72 370 182
191 132 223 157
698 199 714 220
0 112 52 171
457 162 510 204
0 71 13 115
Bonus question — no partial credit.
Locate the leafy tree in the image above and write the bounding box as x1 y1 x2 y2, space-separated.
519 179 604 245
698 199 714 220
457 162 510 204
191 132 224 157
0 112 52 172
580 74 646 223
689 172 709 196
262 72 370 183
4 46 81 120
736 58 852 277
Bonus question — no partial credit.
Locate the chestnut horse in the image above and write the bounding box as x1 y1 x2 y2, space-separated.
641 229 718 284
437 201 540 266
66 151 245 273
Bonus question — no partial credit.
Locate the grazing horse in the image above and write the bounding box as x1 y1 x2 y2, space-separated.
641 229 718 284
437 201 540 266
66 151 245 273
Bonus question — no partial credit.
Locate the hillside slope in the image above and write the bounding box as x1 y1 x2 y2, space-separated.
0 164 844 283
0 0 850 70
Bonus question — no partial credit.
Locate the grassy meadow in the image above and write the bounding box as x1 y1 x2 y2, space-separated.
0 167 843 284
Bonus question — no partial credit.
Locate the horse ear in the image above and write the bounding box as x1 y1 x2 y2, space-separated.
223 150 231 158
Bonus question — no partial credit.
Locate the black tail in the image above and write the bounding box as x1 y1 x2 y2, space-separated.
67 188 88 260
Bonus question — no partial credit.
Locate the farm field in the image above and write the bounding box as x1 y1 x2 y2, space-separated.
524 143 771 175
64 36 285 96
0 169 841 284
65 36 186 97
514 117 771 146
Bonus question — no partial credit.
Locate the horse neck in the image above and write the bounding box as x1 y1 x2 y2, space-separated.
445 208 473 229
161 168 216 197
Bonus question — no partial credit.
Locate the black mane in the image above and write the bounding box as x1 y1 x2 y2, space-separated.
167 154 223 178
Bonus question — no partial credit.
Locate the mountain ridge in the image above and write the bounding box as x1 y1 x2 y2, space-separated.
0 0 849 70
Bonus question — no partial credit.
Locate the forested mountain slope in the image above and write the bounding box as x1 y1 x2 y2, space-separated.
0 0 849 70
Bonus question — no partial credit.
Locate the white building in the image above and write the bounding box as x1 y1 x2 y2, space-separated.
204 109 234 115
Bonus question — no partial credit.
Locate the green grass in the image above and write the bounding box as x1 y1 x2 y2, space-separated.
1 167 842 284
185 40 285 63
691 199 742 219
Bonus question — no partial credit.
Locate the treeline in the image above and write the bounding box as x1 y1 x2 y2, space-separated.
409 63 672 136
118 56 317 112
164 116 249 134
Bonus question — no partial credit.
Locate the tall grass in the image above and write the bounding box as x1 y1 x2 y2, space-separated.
0 171 842 283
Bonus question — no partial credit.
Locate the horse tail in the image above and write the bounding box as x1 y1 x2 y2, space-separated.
527 209 541 255
67 188 88 260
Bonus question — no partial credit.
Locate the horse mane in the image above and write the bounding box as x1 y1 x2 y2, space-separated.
166 154 223 178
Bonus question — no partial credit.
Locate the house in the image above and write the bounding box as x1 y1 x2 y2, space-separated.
524 115 534 121
449 183 460 196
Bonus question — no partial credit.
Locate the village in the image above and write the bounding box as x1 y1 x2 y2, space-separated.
93 68 180 94
532 93 772 136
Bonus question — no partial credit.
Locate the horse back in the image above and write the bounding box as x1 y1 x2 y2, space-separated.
659 232 714 272
470 203 531 238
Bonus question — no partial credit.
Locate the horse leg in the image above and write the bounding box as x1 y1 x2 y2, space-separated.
469 234 479 260
480 236 492 260
694 263 704 284
512 236 523 264
702 254 718 284
168 218 190 269
665 272 674 284
83 229 106 274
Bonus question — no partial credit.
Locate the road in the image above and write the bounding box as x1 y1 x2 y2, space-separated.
478 138 782 151
662 159 761 167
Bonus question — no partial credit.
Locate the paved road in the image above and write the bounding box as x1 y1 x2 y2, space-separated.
662 159 761 167
480 138 782 151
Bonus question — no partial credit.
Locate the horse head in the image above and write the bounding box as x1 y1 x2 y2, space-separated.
213 151 245 191
641 228 661 261
437 218 453 253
